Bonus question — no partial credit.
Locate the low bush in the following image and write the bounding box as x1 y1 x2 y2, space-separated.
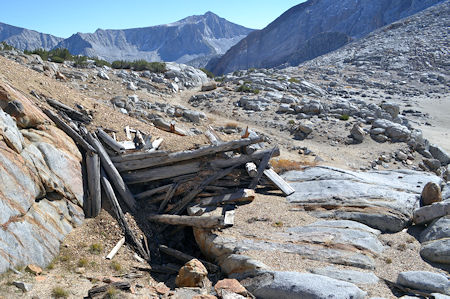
200 68 214 78
237 84 259 94
52 287 69 298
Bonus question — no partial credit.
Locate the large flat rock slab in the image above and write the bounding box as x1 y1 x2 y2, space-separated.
282 166 442 232
195 220 383 270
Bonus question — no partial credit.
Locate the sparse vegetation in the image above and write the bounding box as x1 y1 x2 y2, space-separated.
110 261 122 272
385 257 392 264
52 286 69 298
339 114 350 121
89 243 103 254
200 68 215 78
0 41 15 51
237 84 260 94
77 258 88 267
288 77 300 83
111 59 166 73
270 158 313 174
105 286 119 299
225 122 239 129
273 221 284 227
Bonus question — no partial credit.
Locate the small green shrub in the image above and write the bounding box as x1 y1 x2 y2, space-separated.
89 243 103 254
1 41 15 51
111 59 166 73
50 56 64 63
288 77 300 83
339 114 350 121
110 261 122 272
200 68 214 78
105 287 119 299
93 57 111 67
77 258 88 267
73 55 88 68
237 84 259 94
52 286 69 298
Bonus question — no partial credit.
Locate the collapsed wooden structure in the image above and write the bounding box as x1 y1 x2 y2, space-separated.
43 98 295 267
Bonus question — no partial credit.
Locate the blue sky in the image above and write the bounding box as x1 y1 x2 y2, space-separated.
0 1 305 38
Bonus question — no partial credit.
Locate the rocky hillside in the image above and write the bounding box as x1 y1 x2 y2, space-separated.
208 0 445 75
0 22 63 50
54 12 252 66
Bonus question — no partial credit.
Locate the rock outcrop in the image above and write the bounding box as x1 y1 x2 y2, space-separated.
0 80 84 273
0 22 63 51
208 0 444 74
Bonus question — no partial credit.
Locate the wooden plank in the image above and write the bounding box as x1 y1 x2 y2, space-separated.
110 150 169 163
204 126 223 146
125 126 132 140
210 147 280 169
152 118 187 136
159 245 219 273
135 184 173 201
101 175 149 261
106 237 125 260
123 161 202 184
170 164 240 216
158 183 178 213
114 136 262 172
249 147 277 189
97 128 125 154
148 214 227 229
196 189 255 206
86 152 101 217
46 98 90 123
43 108 96 154
87 133 136 212
263 168 295 196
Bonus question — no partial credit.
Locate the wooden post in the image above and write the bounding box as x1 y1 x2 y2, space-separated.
86 152 101 217
97 128 125 154
135 184 173 201
46 98 91 123
248 147 277 189
123 161 202 184
87 133 137 212
43 108 96 154
245 162 258 177
196 189 255 206
159 183 178 213
101 175 149 261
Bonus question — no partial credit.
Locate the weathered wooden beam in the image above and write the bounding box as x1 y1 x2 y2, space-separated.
135 184 173 201
205 126 222 146
43 108 96 154
249 147 277 189
263 168 295 196
210 147 280 169
114 136 262 172
196 189 255 206
159 183 178 213
123 161 202 184
101 175 149 261
106 237 125 260
149 214 228 229
152 118 187 136
87 133 136 212
110 150 169 163
159 245 219 273
97 128 125 154
170 164 240 216
46 98 90 123
86 152 101 217
148 138 163 152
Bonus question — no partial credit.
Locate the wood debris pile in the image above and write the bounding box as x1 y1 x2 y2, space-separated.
43 98 295 270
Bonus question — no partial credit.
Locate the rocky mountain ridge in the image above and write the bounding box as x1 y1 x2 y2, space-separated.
208 0 445 75
0 12 252 67
0 22 63 50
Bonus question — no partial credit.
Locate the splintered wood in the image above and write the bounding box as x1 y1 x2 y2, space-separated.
43 97 295 266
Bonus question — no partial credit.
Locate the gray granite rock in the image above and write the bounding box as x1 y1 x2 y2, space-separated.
413 201 450 225
420 216 450 243
249 271 366 299
420 239 450 264
397 271 449 295
310 266 379 285
283 166 442 232
429 144 450 166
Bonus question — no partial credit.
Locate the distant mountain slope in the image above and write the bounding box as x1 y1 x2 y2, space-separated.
0 22 63 50
55 12 252 65
208 0 445 75
303 0 450 74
